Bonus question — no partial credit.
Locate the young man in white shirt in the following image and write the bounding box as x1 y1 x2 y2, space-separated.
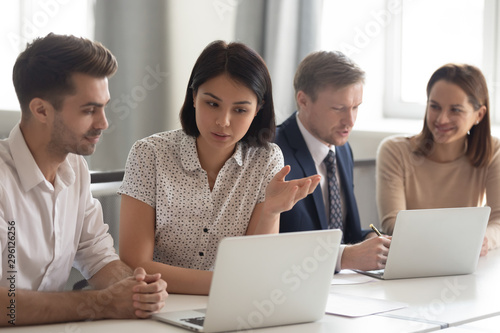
0 33 167 326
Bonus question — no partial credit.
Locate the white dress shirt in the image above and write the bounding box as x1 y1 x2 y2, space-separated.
0 125 119 291
296 114 346 270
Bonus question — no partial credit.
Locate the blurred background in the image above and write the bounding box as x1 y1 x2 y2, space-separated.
0 2 498 275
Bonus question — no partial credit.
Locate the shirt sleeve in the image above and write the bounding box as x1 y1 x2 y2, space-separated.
117 139 157 208
335 245 346 273
485 139 500 250
257 143 285 203
73 158 119 280
376 137 408 235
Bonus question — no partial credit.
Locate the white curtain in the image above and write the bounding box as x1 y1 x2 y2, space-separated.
264 0 323 123
89 0 170 171
236 0 323 124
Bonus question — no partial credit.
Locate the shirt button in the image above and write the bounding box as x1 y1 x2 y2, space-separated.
199 252 204 256
203 228 209 233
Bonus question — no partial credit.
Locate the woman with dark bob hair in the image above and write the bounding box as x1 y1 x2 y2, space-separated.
118 40 320 294
377 63 500 256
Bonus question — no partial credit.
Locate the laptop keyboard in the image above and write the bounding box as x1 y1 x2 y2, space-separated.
181 316 205 327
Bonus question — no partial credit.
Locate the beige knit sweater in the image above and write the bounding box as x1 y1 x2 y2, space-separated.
376 135 500 250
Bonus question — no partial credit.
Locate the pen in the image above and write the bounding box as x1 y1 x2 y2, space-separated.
370 224 382 237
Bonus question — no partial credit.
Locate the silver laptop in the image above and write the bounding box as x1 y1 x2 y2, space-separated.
153 229 341 332
355 207 490 280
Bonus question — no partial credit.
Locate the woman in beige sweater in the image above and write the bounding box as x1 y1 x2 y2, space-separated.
376 64 500 256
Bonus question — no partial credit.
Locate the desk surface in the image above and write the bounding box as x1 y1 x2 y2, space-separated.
3 296 439 333
4 250 500 332
442 314 500 332
332 248 500 328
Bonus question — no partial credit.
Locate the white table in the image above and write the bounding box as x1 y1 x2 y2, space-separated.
5 249 500 332
436 315 500 332
3 293 439 333
332 248 500 328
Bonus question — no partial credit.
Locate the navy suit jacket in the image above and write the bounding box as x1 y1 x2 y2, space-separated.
275 113 367 244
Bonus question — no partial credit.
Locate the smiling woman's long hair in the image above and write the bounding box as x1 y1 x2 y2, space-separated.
414 63 492 168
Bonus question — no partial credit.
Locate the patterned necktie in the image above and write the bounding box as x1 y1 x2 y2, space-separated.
324 150 343 234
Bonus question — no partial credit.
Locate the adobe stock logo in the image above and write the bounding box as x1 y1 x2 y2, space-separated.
236 234 338 331
8 0 71 51
407 277 468 330
339 0 405 57
212 0 240 21
105 64 169 133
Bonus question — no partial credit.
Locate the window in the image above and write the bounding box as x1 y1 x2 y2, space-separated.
321 0 500 124
0 0 95 112
385 0 496 120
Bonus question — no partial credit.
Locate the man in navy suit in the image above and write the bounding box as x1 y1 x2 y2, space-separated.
276 51 391 271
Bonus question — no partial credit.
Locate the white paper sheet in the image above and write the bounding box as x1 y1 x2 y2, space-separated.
325 292 408 317
331 269 377 285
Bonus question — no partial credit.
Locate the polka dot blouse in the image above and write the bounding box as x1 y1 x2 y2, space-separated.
118 129 284 271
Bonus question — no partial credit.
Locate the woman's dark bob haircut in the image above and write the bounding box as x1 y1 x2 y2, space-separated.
180 40 275 146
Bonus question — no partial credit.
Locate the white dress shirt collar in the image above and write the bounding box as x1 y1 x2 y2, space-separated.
8 124 75 192
295 113 334 161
